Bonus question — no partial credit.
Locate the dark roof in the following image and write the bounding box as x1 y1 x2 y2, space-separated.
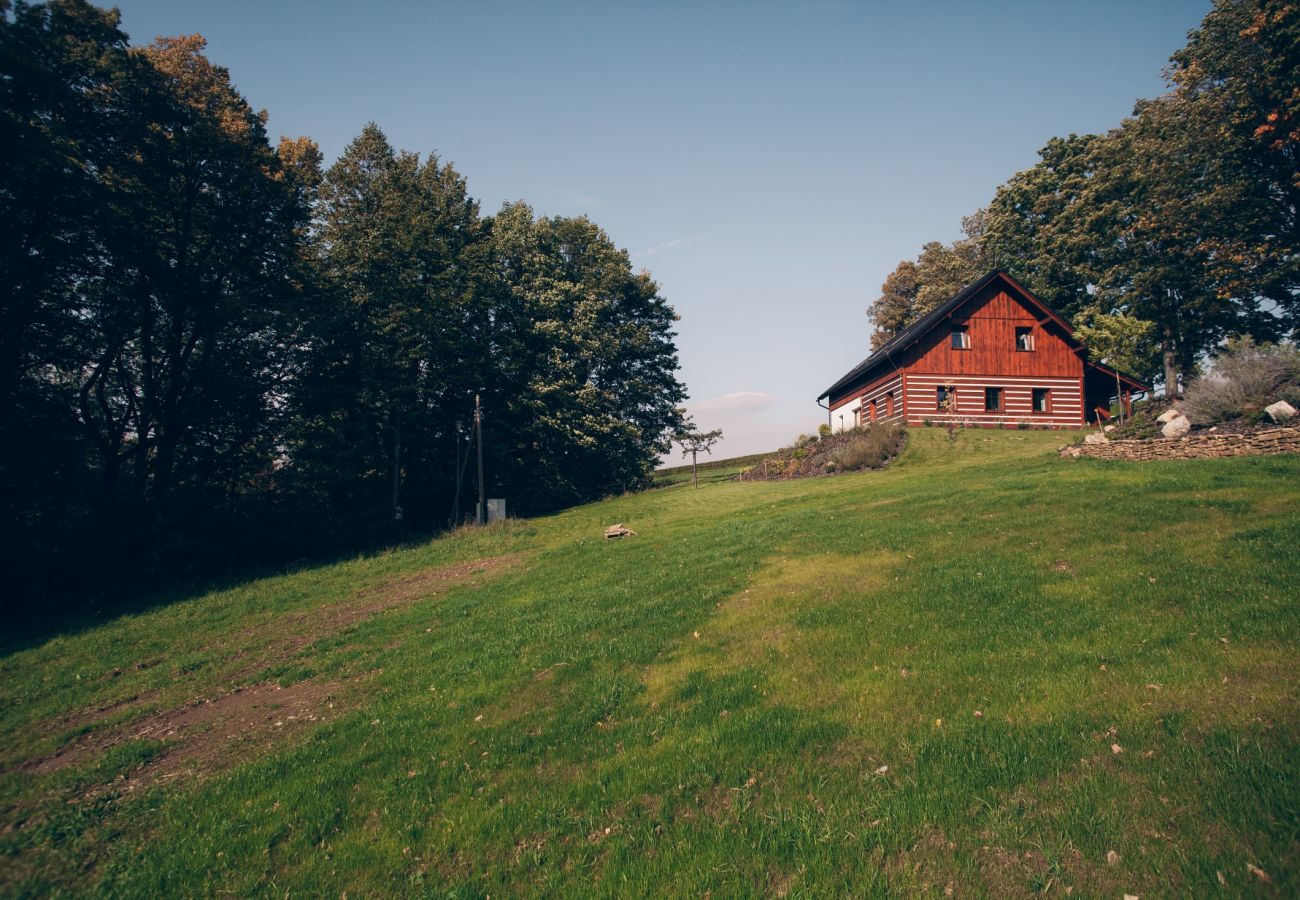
818 268 1150 399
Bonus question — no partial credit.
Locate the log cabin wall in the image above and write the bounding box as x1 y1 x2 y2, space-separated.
899 285 1081 378
902 374 1084 427
828 372 904 431
818 273 1124 430
895 284 1085 427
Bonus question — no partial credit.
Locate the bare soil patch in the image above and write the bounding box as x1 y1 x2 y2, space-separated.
24 553 523 784
223 552 523 680
27 677 353 788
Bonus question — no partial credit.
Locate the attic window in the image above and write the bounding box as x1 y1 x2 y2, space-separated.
1015 327 1034 351
951 325 970 350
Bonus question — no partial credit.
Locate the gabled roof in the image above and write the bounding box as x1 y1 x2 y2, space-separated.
818 269 1147 400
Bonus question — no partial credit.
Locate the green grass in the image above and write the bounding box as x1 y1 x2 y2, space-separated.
2 428 1298 896
653 452 771 486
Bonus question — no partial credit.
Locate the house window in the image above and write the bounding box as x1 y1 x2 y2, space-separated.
936 385 955 410
1015 327 1034 351
868 398 877 423
985 387 1002 412
1033 388 1051 413
951 325 970 350
885 392 894 417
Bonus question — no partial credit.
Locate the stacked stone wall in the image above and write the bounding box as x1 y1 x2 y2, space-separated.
1061 427 1300 461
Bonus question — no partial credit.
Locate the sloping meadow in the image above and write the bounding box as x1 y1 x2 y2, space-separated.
1 428 1297 895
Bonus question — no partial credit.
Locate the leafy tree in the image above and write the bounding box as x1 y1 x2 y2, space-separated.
0 0 135 599
867 212 990 347
300 124 483 533
487 203 686 510
0 3 689 614
1 8 316 604
1169 0 1300 330
78 34 314 507
1073 309 1156 422
672 418 723 486
982 1 1298 394
983 134 1102 321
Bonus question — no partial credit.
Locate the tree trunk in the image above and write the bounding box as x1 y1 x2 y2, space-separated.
691 449 698 486
1115 369 1123 424
1162 321 1180 400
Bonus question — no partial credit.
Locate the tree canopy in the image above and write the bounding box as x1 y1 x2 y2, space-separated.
870 0 1298 394
0 0 686 615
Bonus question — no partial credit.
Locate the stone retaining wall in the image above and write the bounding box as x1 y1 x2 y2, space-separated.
1061 426 1300 461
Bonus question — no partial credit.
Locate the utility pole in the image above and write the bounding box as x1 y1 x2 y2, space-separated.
475 392 485 525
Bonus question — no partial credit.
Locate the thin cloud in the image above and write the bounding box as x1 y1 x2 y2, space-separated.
690 391 778 415
634 236 703 259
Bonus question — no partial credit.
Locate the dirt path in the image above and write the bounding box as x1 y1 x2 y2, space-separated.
21 553 523 787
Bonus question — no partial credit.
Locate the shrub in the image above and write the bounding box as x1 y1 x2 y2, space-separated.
830 423 905 472
818 423 832 438
1182 339 1300 424
1107 412 1161 440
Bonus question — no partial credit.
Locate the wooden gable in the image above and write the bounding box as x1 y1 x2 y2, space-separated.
898 277 1082 378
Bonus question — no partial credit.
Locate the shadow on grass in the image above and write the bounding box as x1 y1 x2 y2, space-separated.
1 527 450 658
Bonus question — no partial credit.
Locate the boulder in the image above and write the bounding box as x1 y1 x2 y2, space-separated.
1264 400 1296 423
1084 432 1110 445
1161 414 1191 438
1156 408 1183 424
604 524 638 539
1103 424 1117 433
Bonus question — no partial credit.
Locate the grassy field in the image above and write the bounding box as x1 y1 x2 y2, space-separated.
2 428 1297 896
652 452 771 487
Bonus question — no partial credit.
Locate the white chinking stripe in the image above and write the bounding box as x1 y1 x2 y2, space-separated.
856 373 904 423
903 374 1083 424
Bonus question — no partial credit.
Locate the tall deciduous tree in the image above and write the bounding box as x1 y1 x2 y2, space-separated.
1170 0 1299 329
79 34 314 506
983 0 1297 393
0 3 691 613
867 212 990 347
301 124 483 532
487 202 686 510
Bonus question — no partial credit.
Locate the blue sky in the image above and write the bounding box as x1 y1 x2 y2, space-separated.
115 0 1210 457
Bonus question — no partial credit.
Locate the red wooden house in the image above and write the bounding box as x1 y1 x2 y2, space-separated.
818 270 1148 429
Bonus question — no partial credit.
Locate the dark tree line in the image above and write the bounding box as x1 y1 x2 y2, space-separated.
868 0 1298 394
0 0 685 615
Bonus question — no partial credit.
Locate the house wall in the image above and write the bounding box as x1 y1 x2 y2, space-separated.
893 284 1084 427
828 372 904 432
824 280 1093 429
901 286 1081 378
902 373 1084 428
